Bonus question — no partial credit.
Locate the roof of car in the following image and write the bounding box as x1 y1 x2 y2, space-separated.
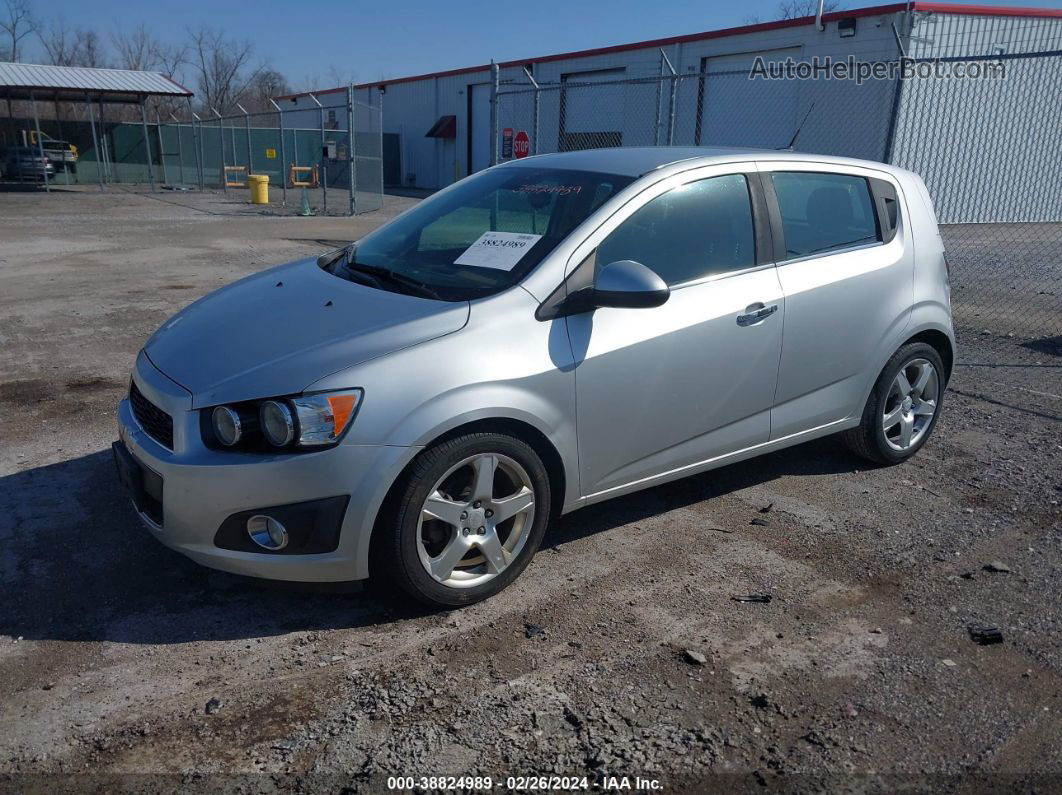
497 147 771 176
499 146 891 178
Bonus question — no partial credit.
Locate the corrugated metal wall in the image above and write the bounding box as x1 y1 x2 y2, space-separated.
285 8 1061 225
890 12 1062 222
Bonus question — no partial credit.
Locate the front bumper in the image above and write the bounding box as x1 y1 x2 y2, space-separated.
115 351 416 582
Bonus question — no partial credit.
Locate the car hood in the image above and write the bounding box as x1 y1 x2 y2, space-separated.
144 257 469 408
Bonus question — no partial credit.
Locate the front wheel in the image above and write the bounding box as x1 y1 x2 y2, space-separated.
378 432 551 607
843 342 946 465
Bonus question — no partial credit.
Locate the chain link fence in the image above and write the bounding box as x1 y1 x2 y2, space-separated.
495 52 1062 361
1 90 384 216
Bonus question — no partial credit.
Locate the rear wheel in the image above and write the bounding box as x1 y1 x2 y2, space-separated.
843 342 945 465
378 432 551 607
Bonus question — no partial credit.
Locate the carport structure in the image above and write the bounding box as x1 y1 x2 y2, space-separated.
0 62 192 193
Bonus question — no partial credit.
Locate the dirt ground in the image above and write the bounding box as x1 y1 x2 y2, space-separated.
1 187 1060 794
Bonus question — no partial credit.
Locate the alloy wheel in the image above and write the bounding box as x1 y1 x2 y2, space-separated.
416 453 536 589
882 357 939 452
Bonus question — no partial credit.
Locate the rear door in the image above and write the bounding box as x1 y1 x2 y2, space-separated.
759 162 913 439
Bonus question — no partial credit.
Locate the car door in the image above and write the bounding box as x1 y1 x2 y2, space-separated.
758 163 913 439
566 166 784 498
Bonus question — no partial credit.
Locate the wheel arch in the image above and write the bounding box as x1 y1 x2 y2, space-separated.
903 328 954 383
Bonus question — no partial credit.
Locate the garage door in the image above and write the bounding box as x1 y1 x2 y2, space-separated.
699 49 801 149
560 68 625 151
470 83 492 174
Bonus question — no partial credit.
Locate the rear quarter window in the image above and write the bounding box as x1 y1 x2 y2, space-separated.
771 171 880 259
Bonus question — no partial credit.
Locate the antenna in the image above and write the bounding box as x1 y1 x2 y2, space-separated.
781 101 816 151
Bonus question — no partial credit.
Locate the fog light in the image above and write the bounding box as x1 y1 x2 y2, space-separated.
246 514 288 550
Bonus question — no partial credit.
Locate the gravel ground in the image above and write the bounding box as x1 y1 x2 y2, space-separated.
0 187 1060 794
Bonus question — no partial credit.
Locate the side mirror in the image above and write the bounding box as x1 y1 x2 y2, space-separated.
592 260 670 309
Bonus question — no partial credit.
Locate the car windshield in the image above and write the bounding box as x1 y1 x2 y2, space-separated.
339 166 634 300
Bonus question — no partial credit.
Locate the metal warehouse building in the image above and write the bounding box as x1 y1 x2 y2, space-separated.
277 1 1062 222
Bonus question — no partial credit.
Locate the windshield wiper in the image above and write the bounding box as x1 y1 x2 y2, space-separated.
342 260 442 300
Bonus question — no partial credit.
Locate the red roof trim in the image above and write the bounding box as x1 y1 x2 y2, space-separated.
913 2 1062 17
273 2 1062 101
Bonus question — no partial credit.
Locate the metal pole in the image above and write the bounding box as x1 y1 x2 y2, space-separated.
269 98 287 206
237 103 252 174
489 61 499 166
170 113 185 186
377 89 383 208
310 93 326 213
213 108 226 192
346 85 356 216
230 120 237 174
85 91 104 192
667 75 678 146
3 90 11 148
190 104 204 190
660 49 678 147
98 99 112 184
29 90 49 193
53 94 71 186
882 16 911 163
139 98 157 191
156 110 168 186
523 66 540 155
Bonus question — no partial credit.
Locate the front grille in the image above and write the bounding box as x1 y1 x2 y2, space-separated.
129 382 174 450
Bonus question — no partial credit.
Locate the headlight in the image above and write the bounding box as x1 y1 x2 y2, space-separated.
260 400 295 447
206 389 362 451
290 391 361 446
211 406 242 446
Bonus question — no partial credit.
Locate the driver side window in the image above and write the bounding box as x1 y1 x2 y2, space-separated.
596 174 755 286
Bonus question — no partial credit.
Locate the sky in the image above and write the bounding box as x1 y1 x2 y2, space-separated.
18 0 1062 89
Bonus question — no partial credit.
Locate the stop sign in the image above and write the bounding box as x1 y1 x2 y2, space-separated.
513 130 530 158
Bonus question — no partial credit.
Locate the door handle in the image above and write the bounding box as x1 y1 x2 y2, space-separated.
736 303 778 327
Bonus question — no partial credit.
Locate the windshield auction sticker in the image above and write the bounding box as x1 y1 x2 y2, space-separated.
455 231 543 271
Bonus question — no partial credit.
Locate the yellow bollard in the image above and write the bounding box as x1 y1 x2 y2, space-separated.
248 174 270 204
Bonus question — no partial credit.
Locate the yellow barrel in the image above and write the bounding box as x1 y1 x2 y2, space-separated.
248 174 269 204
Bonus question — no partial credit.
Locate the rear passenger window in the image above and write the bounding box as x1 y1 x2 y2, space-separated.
596 174 755 286
771 172 880 259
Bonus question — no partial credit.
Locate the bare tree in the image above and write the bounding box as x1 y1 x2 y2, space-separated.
39 18 105 67
187 26 263 114
326 64 357 89
243 68 289 111
111 23 152 70
151 39 187 81
75 27 103 66
1 0 36 62
776 0 842 19
111 24 185 73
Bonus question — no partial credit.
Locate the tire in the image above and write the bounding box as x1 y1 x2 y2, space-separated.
843 342 946 465
377 432 552 607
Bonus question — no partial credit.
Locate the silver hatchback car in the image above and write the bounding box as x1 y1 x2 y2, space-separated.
115 147 953 606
